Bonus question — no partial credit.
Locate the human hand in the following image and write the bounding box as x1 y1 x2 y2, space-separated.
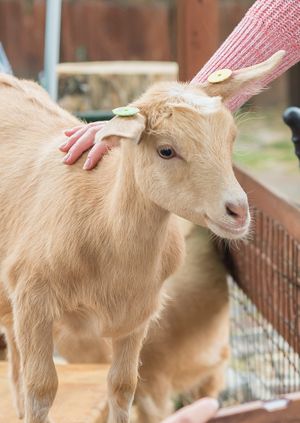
162 398 219 423
60 121 119 170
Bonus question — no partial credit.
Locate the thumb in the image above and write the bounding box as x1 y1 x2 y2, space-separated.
162 398 219 423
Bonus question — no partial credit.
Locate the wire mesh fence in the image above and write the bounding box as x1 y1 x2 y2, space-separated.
222 277 300 406
221 169 300 406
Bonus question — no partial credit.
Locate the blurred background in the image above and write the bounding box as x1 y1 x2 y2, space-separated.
0 0 299 201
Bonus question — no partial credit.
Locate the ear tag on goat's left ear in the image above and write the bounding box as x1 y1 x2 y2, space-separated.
112 106 140 117
207 69 233 84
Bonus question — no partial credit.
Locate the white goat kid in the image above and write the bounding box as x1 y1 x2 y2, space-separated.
0 51 284 423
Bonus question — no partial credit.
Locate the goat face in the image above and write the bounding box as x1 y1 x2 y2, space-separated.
95 51 285 240
133 93 250 240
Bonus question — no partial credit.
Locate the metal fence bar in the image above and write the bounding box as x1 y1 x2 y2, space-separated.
0 43 13 75
43 0 62 100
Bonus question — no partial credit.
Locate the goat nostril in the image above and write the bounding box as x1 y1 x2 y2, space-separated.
226 205 239 218
225 202 248 223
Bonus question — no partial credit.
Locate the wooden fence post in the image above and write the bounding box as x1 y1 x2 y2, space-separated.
177 0 219 82
289 63 300 106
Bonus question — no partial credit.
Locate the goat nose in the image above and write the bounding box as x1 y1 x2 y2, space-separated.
225 202 248 225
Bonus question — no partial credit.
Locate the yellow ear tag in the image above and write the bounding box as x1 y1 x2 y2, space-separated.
112 106 140 117
207 69 233 84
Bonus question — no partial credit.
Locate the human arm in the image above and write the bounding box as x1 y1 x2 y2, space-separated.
192 0 300 111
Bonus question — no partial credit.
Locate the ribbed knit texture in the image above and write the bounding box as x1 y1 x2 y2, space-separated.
192 0 300 111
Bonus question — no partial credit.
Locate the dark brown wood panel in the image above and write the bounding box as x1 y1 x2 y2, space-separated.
177 0 219 81
0 0 45 77
0 0 173 78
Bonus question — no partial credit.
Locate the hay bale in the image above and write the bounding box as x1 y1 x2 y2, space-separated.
57 61 178 112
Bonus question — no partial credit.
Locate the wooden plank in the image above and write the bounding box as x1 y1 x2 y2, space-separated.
234 166 300 242
209 392 300 422
177 0 219 81
0 362 109 423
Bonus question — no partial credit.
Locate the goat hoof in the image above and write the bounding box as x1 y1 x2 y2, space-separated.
95 402 109 423
17 411 24 420
14 396 24 419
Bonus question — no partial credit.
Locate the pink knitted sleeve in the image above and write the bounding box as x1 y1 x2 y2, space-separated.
192 0 300 111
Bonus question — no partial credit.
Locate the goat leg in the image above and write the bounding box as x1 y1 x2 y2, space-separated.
105 324 148 423
13 292 58 423
134 377 173 423
5 324 25 419
0 287 25 419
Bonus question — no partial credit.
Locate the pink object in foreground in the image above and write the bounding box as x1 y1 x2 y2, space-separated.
192 0 300 112
161 398 219 423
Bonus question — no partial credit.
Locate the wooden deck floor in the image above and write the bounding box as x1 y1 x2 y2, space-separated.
0 362 109 423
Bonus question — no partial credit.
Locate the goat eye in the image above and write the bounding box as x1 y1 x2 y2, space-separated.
158 146 176 159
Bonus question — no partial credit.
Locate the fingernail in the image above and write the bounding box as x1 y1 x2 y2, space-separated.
208 398 220 410
63 152 71 163
59 142 67 151
83 158 92 170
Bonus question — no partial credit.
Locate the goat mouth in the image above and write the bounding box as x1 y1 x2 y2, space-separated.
204 215 249 239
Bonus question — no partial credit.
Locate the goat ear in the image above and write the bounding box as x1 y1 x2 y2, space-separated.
95 113 146 145
201 50 285 102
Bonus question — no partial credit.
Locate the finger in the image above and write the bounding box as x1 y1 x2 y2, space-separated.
61 122 107 152
64 125 86 136
64 121 107 136
60 126 91 152
162 398 219 423
83 136 120 170
63 127 100 165
83 142 110 170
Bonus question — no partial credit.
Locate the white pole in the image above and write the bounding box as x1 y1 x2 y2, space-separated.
44 0 62 100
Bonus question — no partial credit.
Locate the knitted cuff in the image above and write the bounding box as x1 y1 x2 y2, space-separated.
191 0 300 111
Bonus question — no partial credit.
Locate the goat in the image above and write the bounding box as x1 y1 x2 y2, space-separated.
0 51 283 423
54 220 230 423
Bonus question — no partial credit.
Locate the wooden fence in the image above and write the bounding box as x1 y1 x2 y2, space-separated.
0 0 289 106
0 0 175 78
0 0 253 79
